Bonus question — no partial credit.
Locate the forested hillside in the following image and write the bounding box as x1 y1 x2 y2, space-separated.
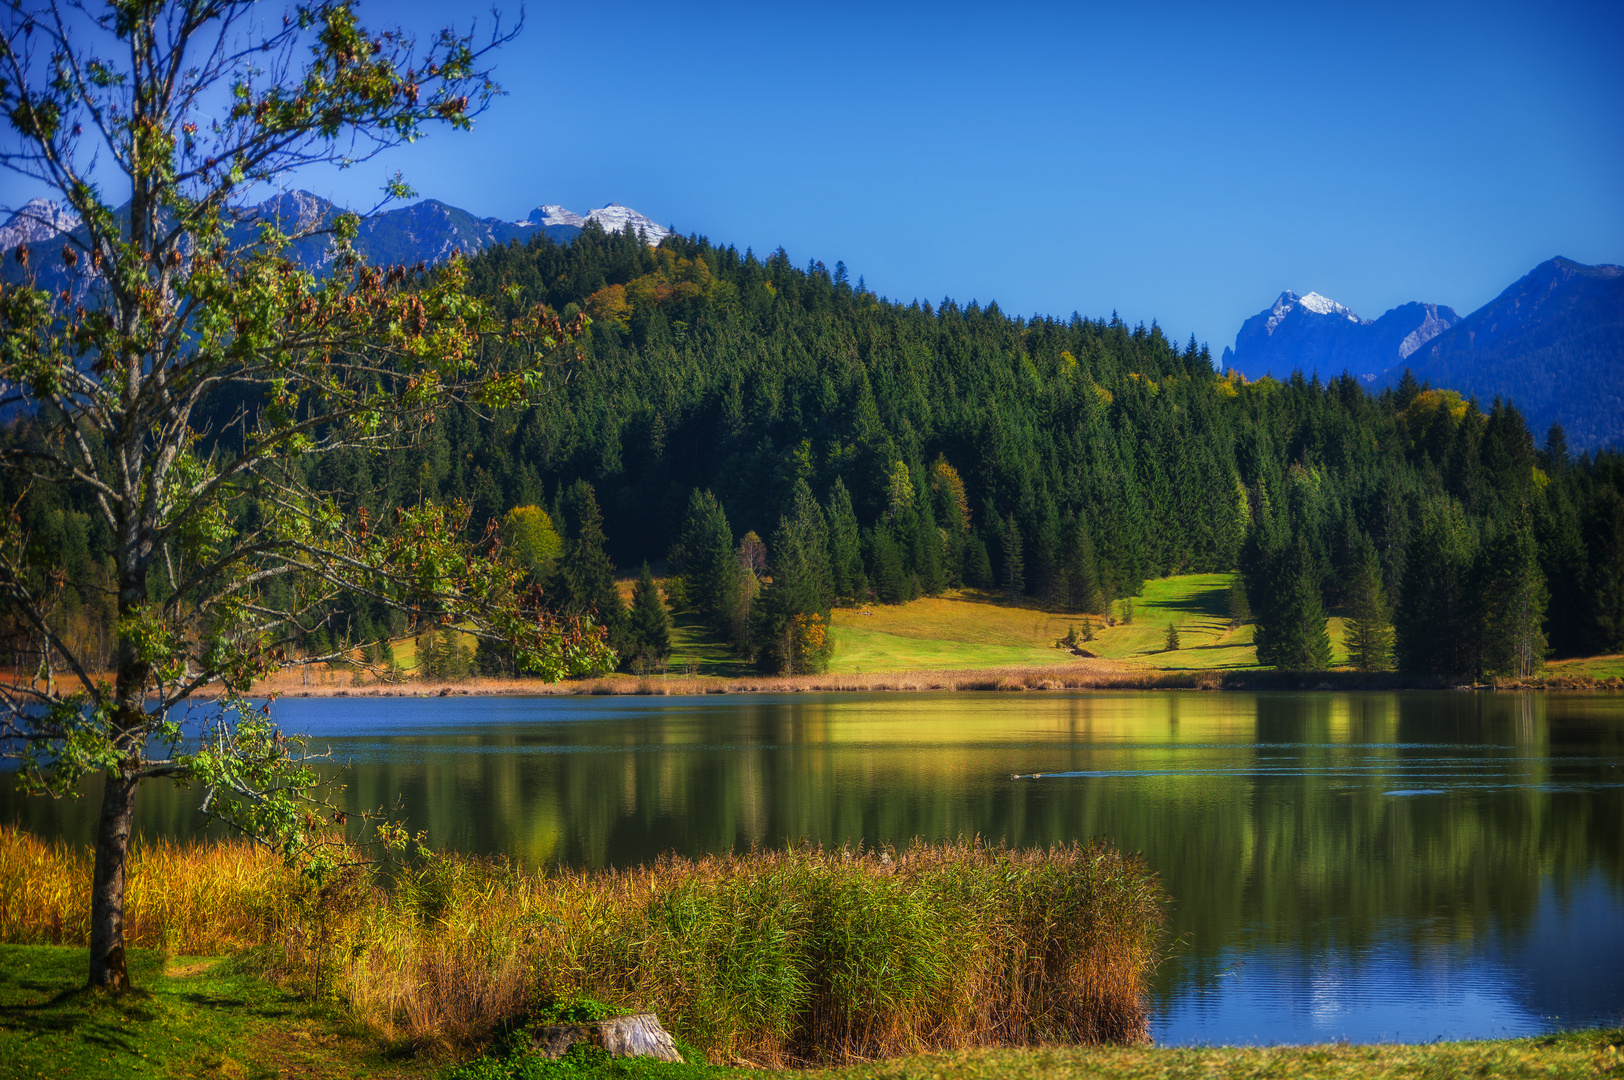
5 224 1622 679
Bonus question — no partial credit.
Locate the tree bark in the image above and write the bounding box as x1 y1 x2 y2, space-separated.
531 1014 684 1063
87 771 139 990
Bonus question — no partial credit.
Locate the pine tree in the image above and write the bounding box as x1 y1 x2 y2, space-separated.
628 562 672 666
827 479 867 603
868 525 909 605
1345 549 1394 673
1164 620 1181 652
1477 519 1548 679
556 482 627 649
1001 514 1025 596
963 531 994 590
1395 498 1478 678
1256 537 1333 670
755 493 836 673
672 489 740 636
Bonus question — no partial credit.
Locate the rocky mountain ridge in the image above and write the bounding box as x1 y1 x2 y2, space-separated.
1222 291 1461 385
0 192 670 271
1226 258 1623 447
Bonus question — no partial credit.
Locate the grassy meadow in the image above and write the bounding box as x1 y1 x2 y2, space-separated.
820 574 1350 676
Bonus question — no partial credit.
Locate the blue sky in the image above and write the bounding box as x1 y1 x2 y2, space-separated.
10 1 1624 353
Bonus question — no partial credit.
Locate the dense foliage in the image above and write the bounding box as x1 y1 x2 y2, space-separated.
7 223 1623 678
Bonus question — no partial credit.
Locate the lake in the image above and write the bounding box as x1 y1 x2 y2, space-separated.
4 689 1623 1046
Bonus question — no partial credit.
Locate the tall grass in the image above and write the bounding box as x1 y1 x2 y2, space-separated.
0 827 1164 1064
0 826 296 953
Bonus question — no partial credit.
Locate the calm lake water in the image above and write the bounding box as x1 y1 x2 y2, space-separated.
5 689 1623 1046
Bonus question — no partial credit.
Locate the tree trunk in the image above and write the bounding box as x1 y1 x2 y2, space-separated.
87 771 140 990
531 1014 683 1063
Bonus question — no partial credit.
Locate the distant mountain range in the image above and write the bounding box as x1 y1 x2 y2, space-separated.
6 192 1618 448
1221 292 1461 386
0 191 670 276
1224 257 1624 448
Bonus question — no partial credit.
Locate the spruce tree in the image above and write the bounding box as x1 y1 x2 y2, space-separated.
1584 487 1624 654
868 525 909 605
755 495 835 673
913 493 946 596
556 481 629 657
672 489 740 635
1164 620 1181 652
827 479 868 603
1395 499 1478 677
1256 537 1333 670
1477 519 1548 679
963 531 995 590
1063 515 1103 613
1345 549 1394 673
628 562 672 666
1001 514 1026 596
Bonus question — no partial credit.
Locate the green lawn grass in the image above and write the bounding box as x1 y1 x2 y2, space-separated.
0 945 433 1080
665 611 754 678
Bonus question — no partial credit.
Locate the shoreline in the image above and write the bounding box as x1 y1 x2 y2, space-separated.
0 944 1617 1080
240 661 1623 699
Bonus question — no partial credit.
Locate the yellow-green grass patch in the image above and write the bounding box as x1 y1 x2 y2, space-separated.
1543 654 1624 681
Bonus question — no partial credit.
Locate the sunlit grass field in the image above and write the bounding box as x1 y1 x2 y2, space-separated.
1544 653 1624 681
822 575 1354 674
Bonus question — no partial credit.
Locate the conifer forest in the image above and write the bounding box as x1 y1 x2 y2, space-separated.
5 223 1621 680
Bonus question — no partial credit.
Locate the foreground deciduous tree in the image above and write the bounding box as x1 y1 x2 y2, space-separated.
0 0 613 990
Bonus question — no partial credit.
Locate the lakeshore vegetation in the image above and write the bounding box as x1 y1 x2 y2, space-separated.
0 825 1163 1066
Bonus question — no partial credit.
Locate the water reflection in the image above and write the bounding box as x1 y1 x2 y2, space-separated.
4 690 1622 1044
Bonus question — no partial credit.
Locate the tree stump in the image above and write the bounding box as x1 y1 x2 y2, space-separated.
530 1013 684 1063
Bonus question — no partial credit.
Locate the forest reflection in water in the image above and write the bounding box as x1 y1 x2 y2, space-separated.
4 689 1622 1044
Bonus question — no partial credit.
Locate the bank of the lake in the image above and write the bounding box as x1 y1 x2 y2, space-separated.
2 946 1619 1080
227 580 1624 700
244 662 1623 701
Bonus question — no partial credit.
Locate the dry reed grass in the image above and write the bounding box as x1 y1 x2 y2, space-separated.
0 826 295 953
0 827 1164 1065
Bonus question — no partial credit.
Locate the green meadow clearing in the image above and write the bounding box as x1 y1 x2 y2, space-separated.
819 574 1352 676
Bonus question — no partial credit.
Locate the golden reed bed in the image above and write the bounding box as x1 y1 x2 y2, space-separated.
0 826 1164 1064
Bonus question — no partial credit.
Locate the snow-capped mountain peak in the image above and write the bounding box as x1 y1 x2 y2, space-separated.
1298 291 1360 320
515 202 667 243
582 202 670 243
0 198 81 251
1265 290 1364 334
523 205 586 229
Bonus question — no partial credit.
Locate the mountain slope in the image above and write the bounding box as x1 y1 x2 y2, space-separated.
1397 257 1624 447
